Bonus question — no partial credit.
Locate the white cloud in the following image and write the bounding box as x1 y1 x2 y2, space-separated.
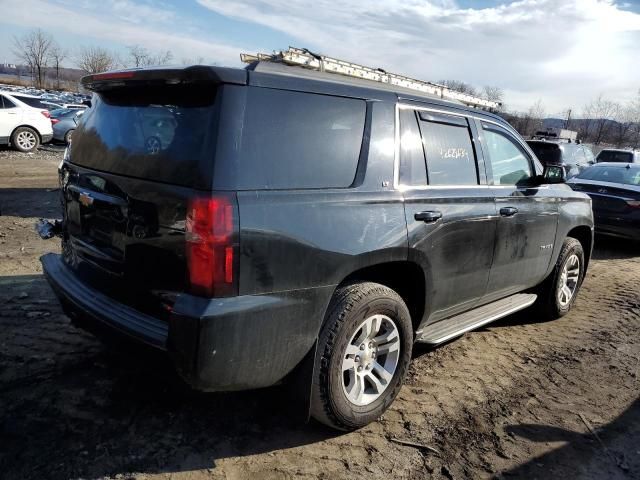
1 0 249 66
1 0 639 112
196 0 640 111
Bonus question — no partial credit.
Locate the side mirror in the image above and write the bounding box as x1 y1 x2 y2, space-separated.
541 165 566 184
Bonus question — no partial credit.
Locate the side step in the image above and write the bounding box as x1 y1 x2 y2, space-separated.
416 293 537 345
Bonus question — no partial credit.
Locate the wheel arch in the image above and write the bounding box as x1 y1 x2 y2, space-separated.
567 225 593 270
335 261 426 334
10 124 43 143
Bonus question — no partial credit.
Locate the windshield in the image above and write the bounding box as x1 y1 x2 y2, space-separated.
576 166 640 186
526 142 561 165
596 150 633 163
70 85 219 189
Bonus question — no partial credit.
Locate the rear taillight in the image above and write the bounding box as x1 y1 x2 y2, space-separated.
51 118 60 125
41 110 50 119
185 195 238 297
626 200 640 208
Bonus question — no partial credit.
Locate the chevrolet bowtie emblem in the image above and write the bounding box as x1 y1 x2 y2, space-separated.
78 192 94 207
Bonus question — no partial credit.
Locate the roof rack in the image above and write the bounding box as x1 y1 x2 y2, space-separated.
241 47 501 111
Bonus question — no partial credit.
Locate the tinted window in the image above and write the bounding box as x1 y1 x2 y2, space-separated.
596 150 633 163
483 125 532 185
419 114 477 185
576 166 640 186
526 141 561 165
12 95 47 109
70 84 218 188
399 109 427 186
0 95 16 109
238 88 365 189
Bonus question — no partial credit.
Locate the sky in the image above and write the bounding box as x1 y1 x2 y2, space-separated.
1 0 639 113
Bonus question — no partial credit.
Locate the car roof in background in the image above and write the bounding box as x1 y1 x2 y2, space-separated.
6 92 41 99
590 162 639 168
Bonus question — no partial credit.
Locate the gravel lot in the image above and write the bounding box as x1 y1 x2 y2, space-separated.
1 146 639 480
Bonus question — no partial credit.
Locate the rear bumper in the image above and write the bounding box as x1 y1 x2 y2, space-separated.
41 133 53 144
41 253 168 348
41 253 332 391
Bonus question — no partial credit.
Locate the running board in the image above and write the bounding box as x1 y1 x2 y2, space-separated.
416 293 537 345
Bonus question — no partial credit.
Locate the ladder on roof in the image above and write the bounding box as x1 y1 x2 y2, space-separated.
240 47 501 111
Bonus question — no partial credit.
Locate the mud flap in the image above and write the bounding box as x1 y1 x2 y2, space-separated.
284 339 318 423
35 219 63 239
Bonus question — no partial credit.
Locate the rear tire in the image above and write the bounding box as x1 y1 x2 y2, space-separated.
12 127 40 153
534 237 585 320
310 282 413 431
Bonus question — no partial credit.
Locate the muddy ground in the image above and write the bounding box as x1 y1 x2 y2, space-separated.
0 147 639 480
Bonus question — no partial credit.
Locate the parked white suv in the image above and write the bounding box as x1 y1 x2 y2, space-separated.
0 91 53 152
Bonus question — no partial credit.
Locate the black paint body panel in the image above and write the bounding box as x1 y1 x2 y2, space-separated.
42 63 594 391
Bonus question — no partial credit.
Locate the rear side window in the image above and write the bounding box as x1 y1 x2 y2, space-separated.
238 88 365 189
0 95 16 109
596 150 633 163
418 112 477 185
12 95 47 109
399 109 427 186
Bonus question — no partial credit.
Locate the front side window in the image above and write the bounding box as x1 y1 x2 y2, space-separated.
483 124 533 185
419 113 477 185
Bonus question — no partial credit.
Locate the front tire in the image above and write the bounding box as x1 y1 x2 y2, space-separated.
64 129 75 144
310 282 413 430
12 127 40 153
534 237 585 320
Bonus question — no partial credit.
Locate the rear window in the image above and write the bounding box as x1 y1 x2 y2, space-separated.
527 142 561 165
236 88 366 189
70 85 218 188
596 150 633 163
576 166 640 186
12 95 47 109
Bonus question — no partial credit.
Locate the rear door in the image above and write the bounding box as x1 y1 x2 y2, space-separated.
61 82 221 316
400 105 497 324
0 95 22 139
478 121 558 300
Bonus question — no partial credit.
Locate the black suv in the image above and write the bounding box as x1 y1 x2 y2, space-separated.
526 140 596 179
40 62 593 430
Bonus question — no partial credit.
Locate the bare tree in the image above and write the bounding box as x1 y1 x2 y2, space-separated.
12 29 53 89
181 56 205 65
76 46 118 74
48 43 67 90
612 104 636 148
482 85 504 104
438 79 478 97
126 45 173 67
586 95 620 145
127 44 149 67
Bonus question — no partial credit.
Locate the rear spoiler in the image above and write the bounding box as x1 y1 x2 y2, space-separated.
81 66 247 92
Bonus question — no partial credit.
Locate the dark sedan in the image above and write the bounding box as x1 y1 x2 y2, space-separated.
568 163 640 240
50 108 84 144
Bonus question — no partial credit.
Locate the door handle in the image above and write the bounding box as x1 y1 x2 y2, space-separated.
415 210 442 223
500 207 518 217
